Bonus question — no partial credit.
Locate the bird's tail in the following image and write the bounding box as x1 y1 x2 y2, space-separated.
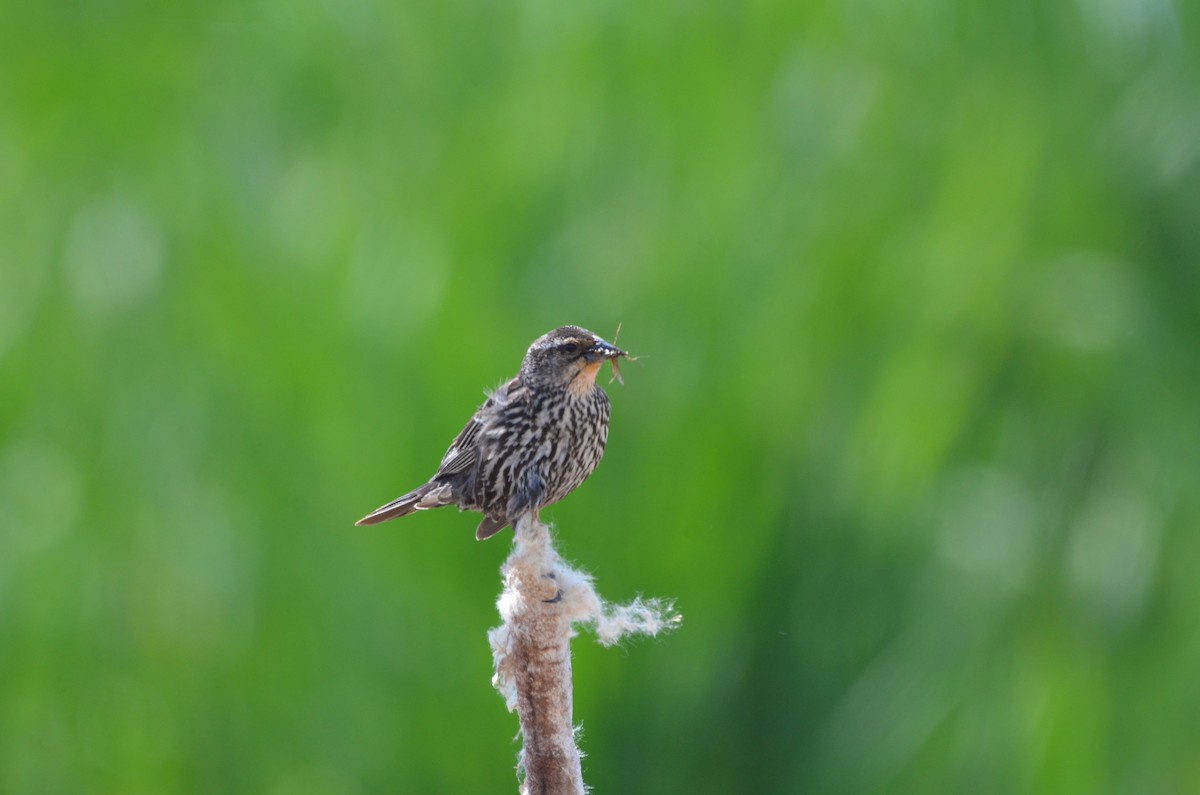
355 481 453 526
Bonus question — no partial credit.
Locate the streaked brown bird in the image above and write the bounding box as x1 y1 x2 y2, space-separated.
356 326 627 539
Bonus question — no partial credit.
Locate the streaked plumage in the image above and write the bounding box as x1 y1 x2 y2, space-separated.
356 326 626 539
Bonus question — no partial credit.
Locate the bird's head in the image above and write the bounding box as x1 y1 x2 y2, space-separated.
520 326 626 394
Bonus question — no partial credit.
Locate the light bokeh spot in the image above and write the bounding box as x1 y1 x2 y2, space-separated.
63 195 164 315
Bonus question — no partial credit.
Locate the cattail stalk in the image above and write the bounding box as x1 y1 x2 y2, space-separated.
489 515 679 794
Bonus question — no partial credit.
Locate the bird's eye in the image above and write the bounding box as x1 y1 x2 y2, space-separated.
559 342 581 355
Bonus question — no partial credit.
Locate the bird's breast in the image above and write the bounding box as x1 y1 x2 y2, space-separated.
566 362 604 398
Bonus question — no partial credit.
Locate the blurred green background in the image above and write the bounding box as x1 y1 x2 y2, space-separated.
2 1 1199 792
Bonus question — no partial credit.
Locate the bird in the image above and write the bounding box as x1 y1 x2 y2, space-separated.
356 326 627 540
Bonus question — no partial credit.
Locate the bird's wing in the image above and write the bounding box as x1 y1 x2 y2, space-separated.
432 378 518 479
435 413 483 477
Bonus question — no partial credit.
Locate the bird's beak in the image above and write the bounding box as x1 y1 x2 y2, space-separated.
584 338 626 363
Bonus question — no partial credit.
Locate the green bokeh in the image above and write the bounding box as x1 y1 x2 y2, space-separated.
2 2 1198 792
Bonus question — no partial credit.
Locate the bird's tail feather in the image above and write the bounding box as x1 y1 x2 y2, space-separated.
355 482 451 526
475 515 509 540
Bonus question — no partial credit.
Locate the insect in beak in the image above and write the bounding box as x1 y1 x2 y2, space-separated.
605 322 639 385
